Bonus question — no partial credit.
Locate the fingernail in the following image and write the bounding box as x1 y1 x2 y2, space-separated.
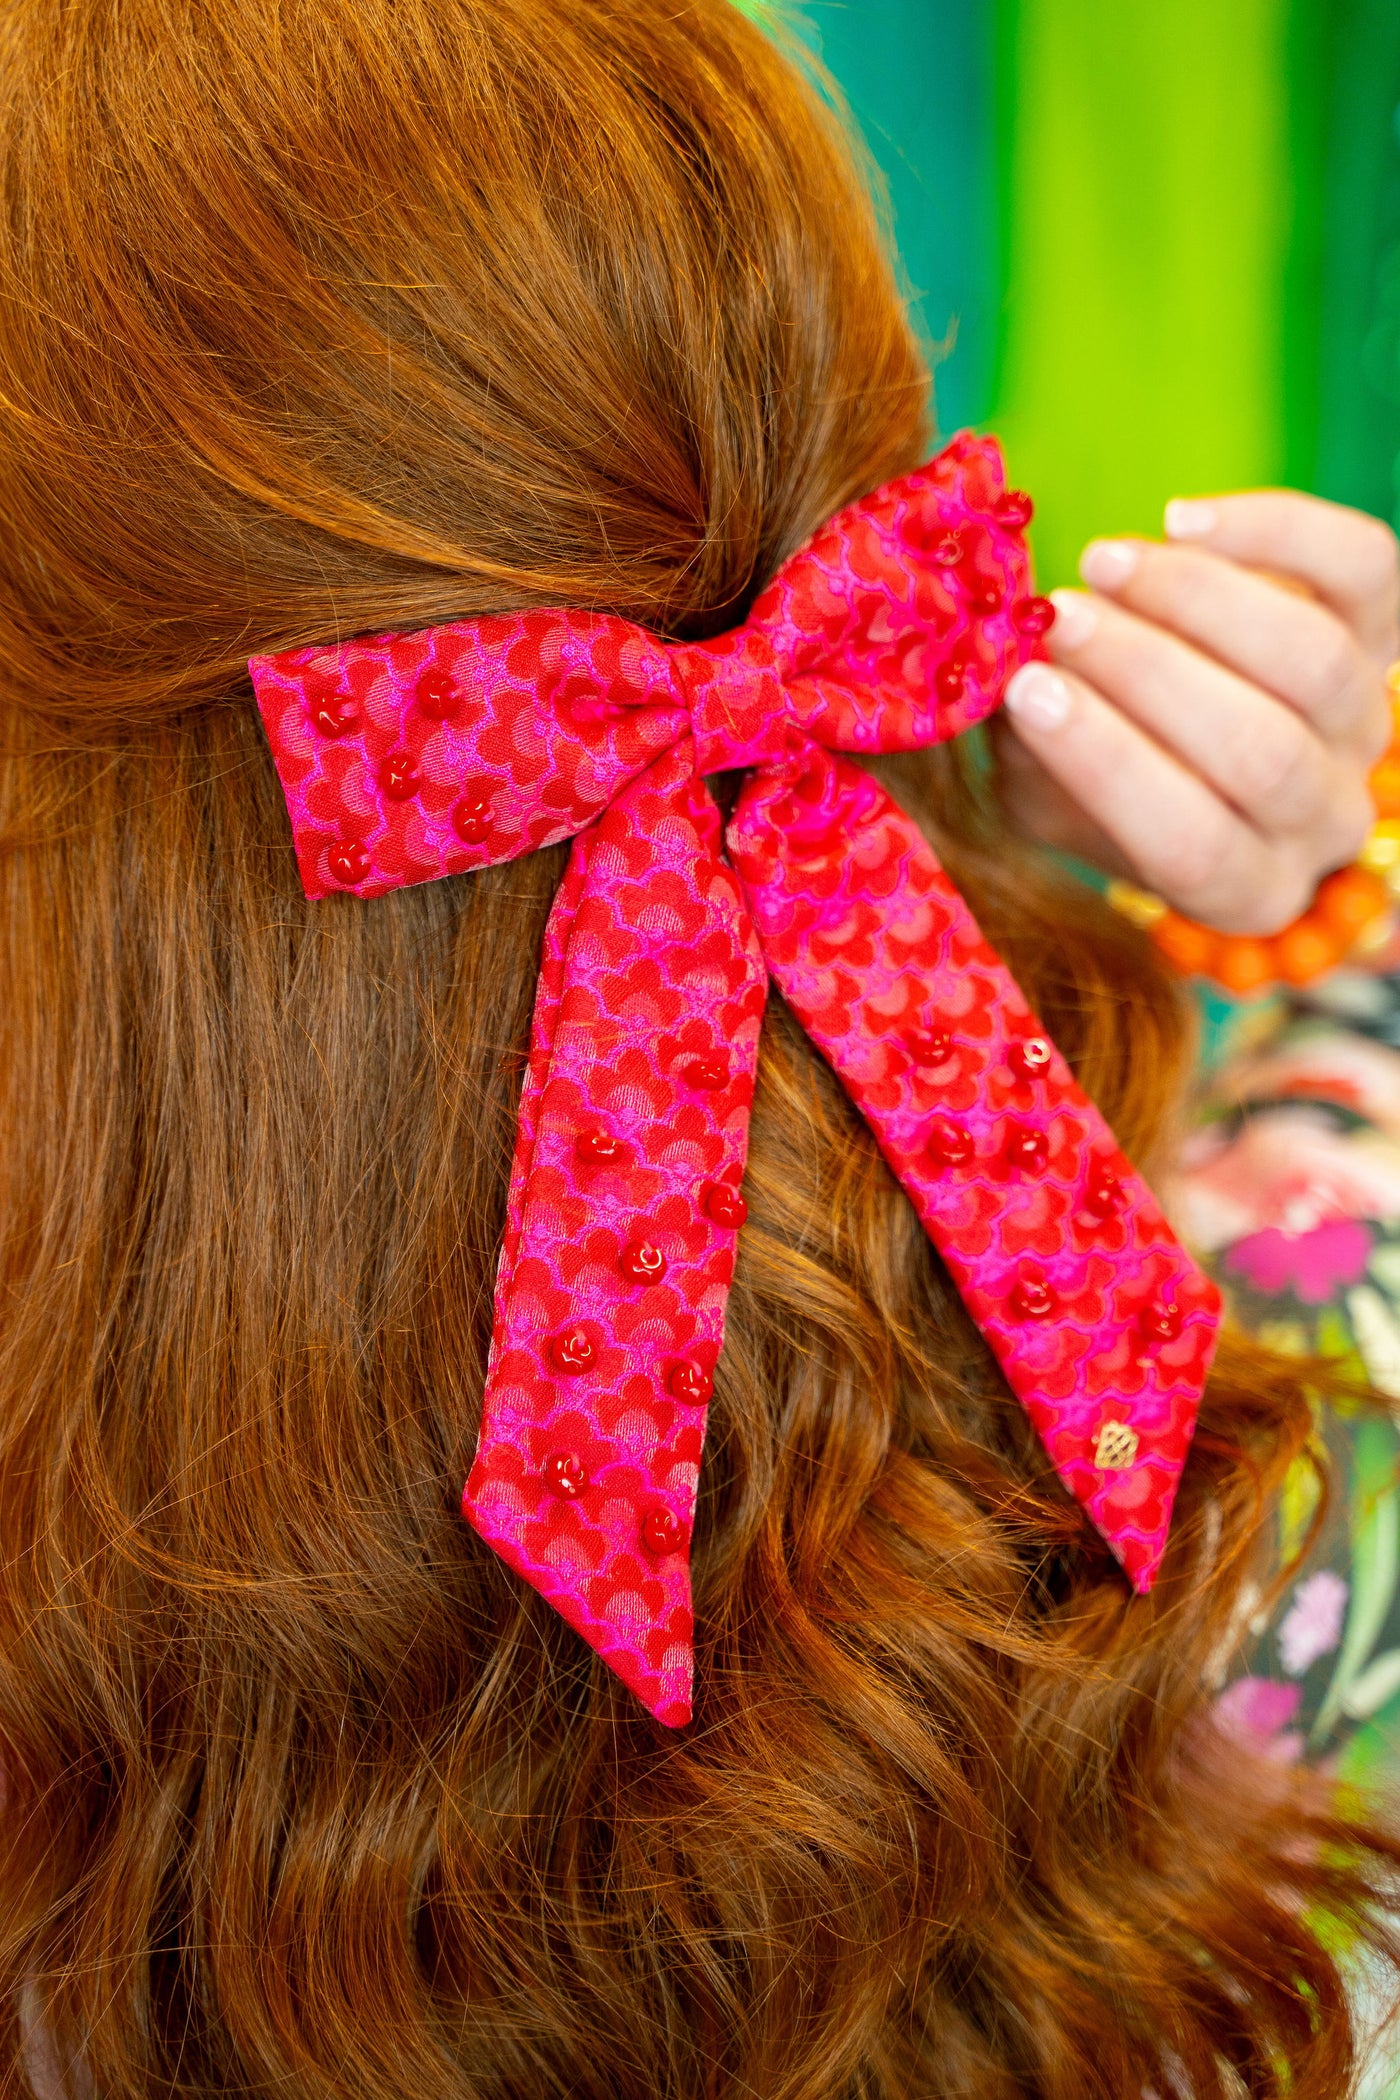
1079 539 1140 590
1003 663 1071 731
1047 588 1097 649
1164 498 1217 539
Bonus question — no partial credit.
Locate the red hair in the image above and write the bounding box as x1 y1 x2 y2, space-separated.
0 0 1394 2092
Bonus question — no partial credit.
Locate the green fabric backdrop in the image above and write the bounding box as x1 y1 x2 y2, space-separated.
759 0 1400 585
991 0 1298 586
1316 0 1400 525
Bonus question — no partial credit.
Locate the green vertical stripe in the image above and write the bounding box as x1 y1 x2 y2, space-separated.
1316 0 1400 524
1280 0 1328 496
991 0 1296 588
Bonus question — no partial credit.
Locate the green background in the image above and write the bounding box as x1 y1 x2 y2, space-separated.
746 0 1400 586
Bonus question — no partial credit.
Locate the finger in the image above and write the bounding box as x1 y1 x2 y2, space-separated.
1043 587 1373 859
1068 537 1388 756
989 714 1134 873
1162 490 1400 664
1000 660 1314 934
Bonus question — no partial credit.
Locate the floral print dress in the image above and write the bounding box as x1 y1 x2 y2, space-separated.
1173 955 1400 2090
1180 956 1400 1780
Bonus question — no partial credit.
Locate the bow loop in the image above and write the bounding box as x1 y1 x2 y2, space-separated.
250 608 688 899
677 430 1052 779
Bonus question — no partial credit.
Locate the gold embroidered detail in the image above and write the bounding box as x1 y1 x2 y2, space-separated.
1094 1421 1139 1471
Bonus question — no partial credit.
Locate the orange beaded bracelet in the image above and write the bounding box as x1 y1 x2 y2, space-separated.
1107 665 1400 995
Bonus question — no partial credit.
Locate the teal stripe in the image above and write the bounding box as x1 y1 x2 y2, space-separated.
799 2 998 430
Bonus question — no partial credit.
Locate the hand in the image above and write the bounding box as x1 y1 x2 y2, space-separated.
995 492 1400 935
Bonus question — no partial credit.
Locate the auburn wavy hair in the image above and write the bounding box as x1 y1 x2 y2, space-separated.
0 0 1396 2093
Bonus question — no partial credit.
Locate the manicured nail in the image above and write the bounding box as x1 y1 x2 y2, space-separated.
1047 588 1097 649
1079 539 1140 590
1164 498 1218 539
1004 662 1071 731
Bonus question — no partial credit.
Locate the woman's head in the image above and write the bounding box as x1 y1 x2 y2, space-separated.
0 2 1393 2095
0 0 926 718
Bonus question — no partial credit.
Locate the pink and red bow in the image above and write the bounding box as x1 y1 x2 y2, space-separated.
250 433 1220 1727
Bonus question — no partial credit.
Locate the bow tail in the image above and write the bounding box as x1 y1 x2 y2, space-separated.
728 748 1220 1593
461 746 768 1726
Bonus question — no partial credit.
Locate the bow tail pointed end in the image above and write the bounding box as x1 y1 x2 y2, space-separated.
1084 1453 1187 1599
461 1468 696 1729
1048 1282 1223 1600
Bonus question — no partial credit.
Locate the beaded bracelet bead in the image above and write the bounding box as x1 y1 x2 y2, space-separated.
1107 663 1400 995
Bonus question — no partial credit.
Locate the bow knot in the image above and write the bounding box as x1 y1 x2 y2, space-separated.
674 628 801 775
250 433 1220 1731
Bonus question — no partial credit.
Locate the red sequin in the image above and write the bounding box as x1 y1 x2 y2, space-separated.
1005 1123 1050 1172
327 839 371 886
1013 595 1056 636
1007 1037 1052 1080
1082 1163 1125 1219
701 1183 748 1229
619 1237 668 1285
1140 1299 1183 1343
548 1328 597 1374
1010 1274 1056 1319
640 1507 685 1557
543 1451 587 1499
577 1126 623 1164
667 1359 714 1405
379 752 420 801
453 795 494 844
416 667 460 719
683 1056 728 1091
995 491 1035 530
927 1115 974 1168
308 686 360 737
907 1026 953 1065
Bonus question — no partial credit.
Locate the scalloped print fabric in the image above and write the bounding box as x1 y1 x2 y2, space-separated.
250 432 1221 1729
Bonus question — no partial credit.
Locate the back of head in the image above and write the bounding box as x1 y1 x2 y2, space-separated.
0 2 1392 2095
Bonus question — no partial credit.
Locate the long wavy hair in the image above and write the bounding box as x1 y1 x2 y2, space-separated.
0 0 1395 2093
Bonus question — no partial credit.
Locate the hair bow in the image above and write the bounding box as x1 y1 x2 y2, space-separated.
250 434 1220 1727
